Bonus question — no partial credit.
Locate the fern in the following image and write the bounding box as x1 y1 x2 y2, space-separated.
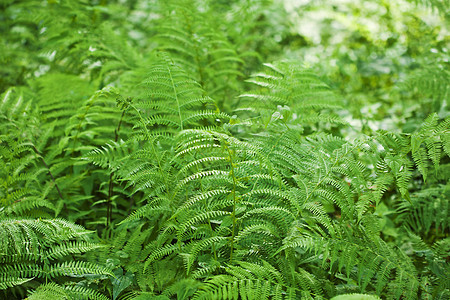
27 282 109 300
128 53 228 137
1 0 448 299
192 277 294 300
238 61 345 133
407 0 450 17
0 87 56 216
0 218 111 297
153 0 245 109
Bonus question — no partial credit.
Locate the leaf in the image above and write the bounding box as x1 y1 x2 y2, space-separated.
111 268 134 300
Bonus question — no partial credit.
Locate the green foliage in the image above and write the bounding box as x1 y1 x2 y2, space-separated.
1 0 448 299
330 294 381 300
0 218 112 298
27 282 110 300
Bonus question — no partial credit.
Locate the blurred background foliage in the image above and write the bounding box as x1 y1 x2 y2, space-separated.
282 0 448 135
1 0 448 130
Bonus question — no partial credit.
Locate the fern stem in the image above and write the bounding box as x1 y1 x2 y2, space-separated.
250 127 289 193
197 160 218 260
224 141 237 263
166 62 184 130
128 102 170 200
106 109 126 231
31 144 65 202
181 9 206 89
6 119 65 204
70 97 95 156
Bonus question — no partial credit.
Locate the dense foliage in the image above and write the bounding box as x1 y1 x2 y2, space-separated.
1 0 448 299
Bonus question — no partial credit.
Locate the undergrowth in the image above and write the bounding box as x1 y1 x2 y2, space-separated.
1 0 448 299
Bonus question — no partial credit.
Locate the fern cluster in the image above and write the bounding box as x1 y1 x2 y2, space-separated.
1 0 448 299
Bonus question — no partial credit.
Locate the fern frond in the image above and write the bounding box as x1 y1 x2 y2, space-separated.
396 185 449 235
27 282 109 300
0 217 111 293
27 282 69 300
406 1 450 18
48 261 112 278
279 224 421 299
130 53 228 138
239 61 344 131
153 1 244 107
193 277 295 300
0 277 33 290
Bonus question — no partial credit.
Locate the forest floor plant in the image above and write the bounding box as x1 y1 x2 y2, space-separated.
1 0 448 299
